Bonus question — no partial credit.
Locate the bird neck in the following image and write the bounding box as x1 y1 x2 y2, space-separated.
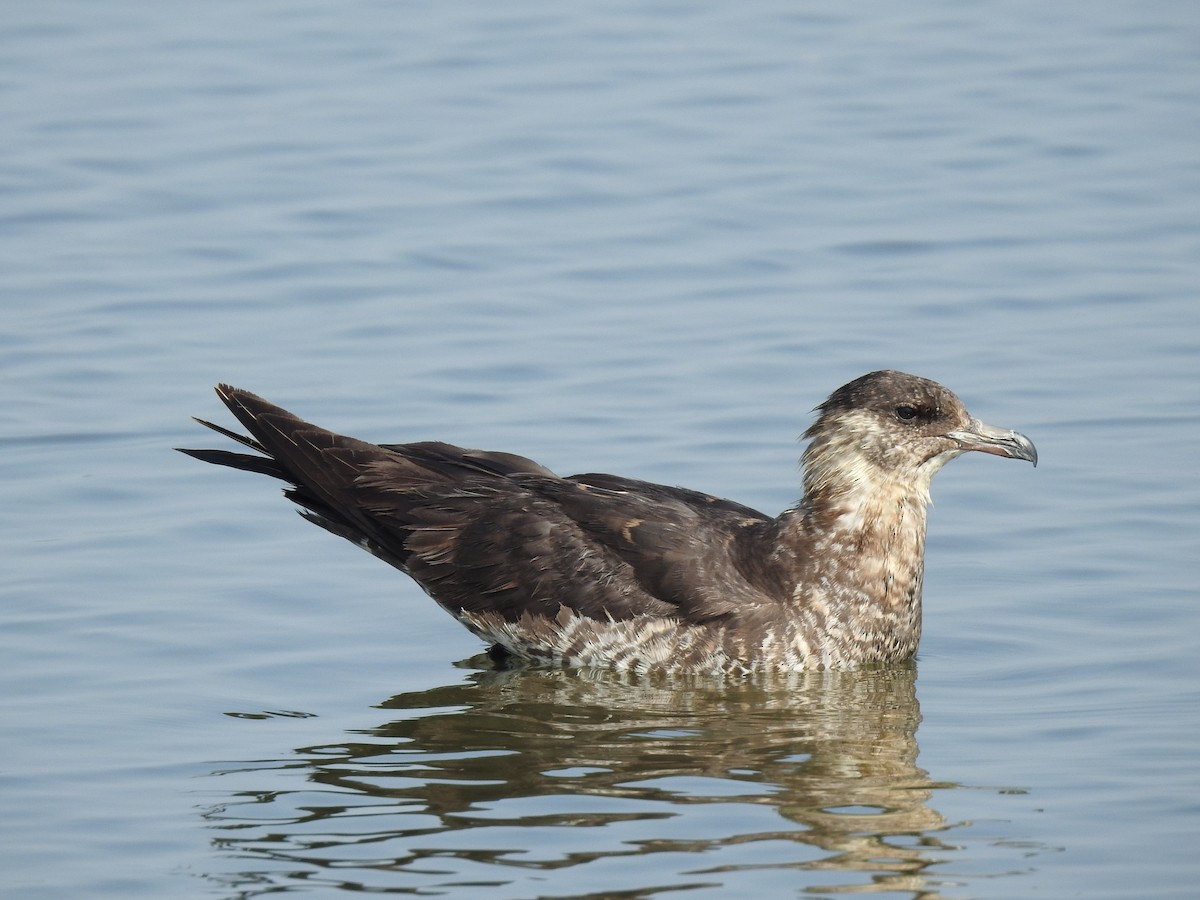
775 441 937 662
800 474 931 595
797 434 936 584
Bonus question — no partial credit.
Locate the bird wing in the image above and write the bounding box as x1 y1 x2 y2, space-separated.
532 473 779 621
180 386 781 628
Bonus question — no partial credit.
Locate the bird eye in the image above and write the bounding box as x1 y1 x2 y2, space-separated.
895 405 918 421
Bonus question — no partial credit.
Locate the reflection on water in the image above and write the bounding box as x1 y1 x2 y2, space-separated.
201 662 972 896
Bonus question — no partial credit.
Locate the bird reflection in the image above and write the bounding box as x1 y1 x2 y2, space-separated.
203 661 962 897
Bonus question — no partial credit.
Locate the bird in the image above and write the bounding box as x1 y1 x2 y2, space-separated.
179 370 1036 674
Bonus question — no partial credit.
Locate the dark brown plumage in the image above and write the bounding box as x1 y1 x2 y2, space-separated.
179 371 1036 674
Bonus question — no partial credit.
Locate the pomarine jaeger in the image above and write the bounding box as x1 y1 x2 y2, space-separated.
179 370 1036 674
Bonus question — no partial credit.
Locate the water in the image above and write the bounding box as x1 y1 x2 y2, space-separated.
2 1 1198 897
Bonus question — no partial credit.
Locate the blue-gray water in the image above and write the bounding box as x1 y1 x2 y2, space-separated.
2 2 1198 897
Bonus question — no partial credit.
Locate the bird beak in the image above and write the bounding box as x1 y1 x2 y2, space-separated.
946 418 1038 467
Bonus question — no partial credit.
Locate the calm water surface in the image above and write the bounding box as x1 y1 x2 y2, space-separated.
2 2 1198 898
